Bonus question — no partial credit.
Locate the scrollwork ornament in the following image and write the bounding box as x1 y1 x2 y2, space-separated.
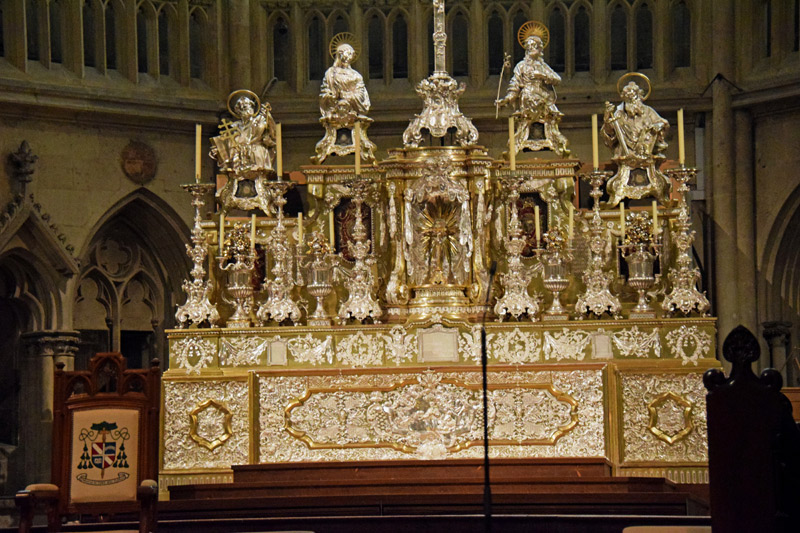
173 336 216 375
385 326 416 365
612 326 661 358
666 325 712 366
335 331 384 367
543 328 591 361
487 328 542 364
219 336 268 366
287 334 334 366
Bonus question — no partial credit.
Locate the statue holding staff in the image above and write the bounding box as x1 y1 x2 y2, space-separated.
496 21 570 158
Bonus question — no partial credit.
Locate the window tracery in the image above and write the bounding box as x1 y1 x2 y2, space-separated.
671 1 691 68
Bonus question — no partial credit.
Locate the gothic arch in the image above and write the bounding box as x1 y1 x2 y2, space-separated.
761 182 800 322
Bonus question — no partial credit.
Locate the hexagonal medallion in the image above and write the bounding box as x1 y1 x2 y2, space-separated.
189 399 233 451
647 391 694 445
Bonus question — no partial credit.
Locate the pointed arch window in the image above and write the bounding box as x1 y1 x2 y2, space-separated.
428 15 434 74
158 9 169 75
636 3 653 69
574 5 591 72
548 8 566 72
332 14 348 36
451 11 469 76
368 14 383 79
189 10 205 79
308 15 324 80
83 1 95 67
27 0 40 61
512 10 527 65
488 10 504 75
392 15 408 79
763 0 772 57
610 4 628 70
137 7 148 73
105 2 116 69
272 16 290 81
671 1 691 67
50 0 63 64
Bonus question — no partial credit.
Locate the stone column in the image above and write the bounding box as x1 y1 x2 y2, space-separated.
409 0 426 83
469 0 485 86
229 0 252 91
19 332 80 488
709 0 738 350
290 2 305 91
591 0 608 83
762 321 792 384
735 110 758 341
4 0 27 71
350 1 365 76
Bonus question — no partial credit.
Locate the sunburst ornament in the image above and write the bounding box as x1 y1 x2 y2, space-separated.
226 89 261 117
617 72 652 100
517 20 550 49
329 32 361 61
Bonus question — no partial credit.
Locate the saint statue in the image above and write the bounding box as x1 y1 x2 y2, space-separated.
210 91 276 177
404 157 472 287
312 33 377 165
211 90 278 213
497 22 570 158
602 74 671 206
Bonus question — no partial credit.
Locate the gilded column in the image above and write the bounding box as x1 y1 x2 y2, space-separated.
229 0 252 91
709 0 737 350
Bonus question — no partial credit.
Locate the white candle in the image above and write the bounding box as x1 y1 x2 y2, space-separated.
195 124 202 182
508 116 516 171
354 123 361 175
250 214 256 253
329 210 335 248
677 108 685 166
276 123 283 178
219 213 225 252
534 205 541 244
652 200 658 236
297 212 303 243
591 114 599 170
619 203 625 236
568 203 574 240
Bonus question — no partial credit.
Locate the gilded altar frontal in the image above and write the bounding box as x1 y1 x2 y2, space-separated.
2 0 799 512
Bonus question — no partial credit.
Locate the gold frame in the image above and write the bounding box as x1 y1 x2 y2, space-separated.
189 399 234 451
283 375 579 454
647 391 694 445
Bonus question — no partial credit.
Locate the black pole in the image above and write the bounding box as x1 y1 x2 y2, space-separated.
482 261 497 532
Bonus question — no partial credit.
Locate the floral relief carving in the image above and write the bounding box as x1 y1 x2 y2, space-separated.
486 328 542 364
335 331 384 367
543 329 591 361
287 334 334 365
666 325 712 366
612 327 661 358
219 336 267 366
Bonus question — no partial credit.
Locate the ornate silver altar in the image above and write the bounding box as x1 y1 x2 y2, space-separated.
165 10 717 499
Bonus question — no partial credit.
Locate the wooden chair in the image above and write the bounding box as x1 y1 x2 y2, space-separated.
704 326 800 533
16 353 161 532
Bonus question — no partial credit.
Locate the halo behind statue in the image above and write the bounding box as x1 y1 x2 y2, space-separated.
616 72 652 101
226 89 261 117
329 32 361 61
517 21 550 49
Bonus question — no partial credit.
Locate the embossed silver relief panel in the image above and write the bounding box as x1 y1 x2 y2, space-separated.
257 369 605 463
162 380 250 470
620 372 708 463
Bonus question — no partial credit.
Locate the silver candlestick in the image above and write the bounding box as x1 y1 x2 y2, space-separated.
338 176 382 323
257 181 302 325
575 170 622 319
662 167 710 316
494 177 539 321
176 183 220 328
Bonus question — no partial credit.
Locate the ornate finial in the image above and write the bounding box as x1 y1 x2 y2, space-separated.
9 141 38 191
402 1 478 147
